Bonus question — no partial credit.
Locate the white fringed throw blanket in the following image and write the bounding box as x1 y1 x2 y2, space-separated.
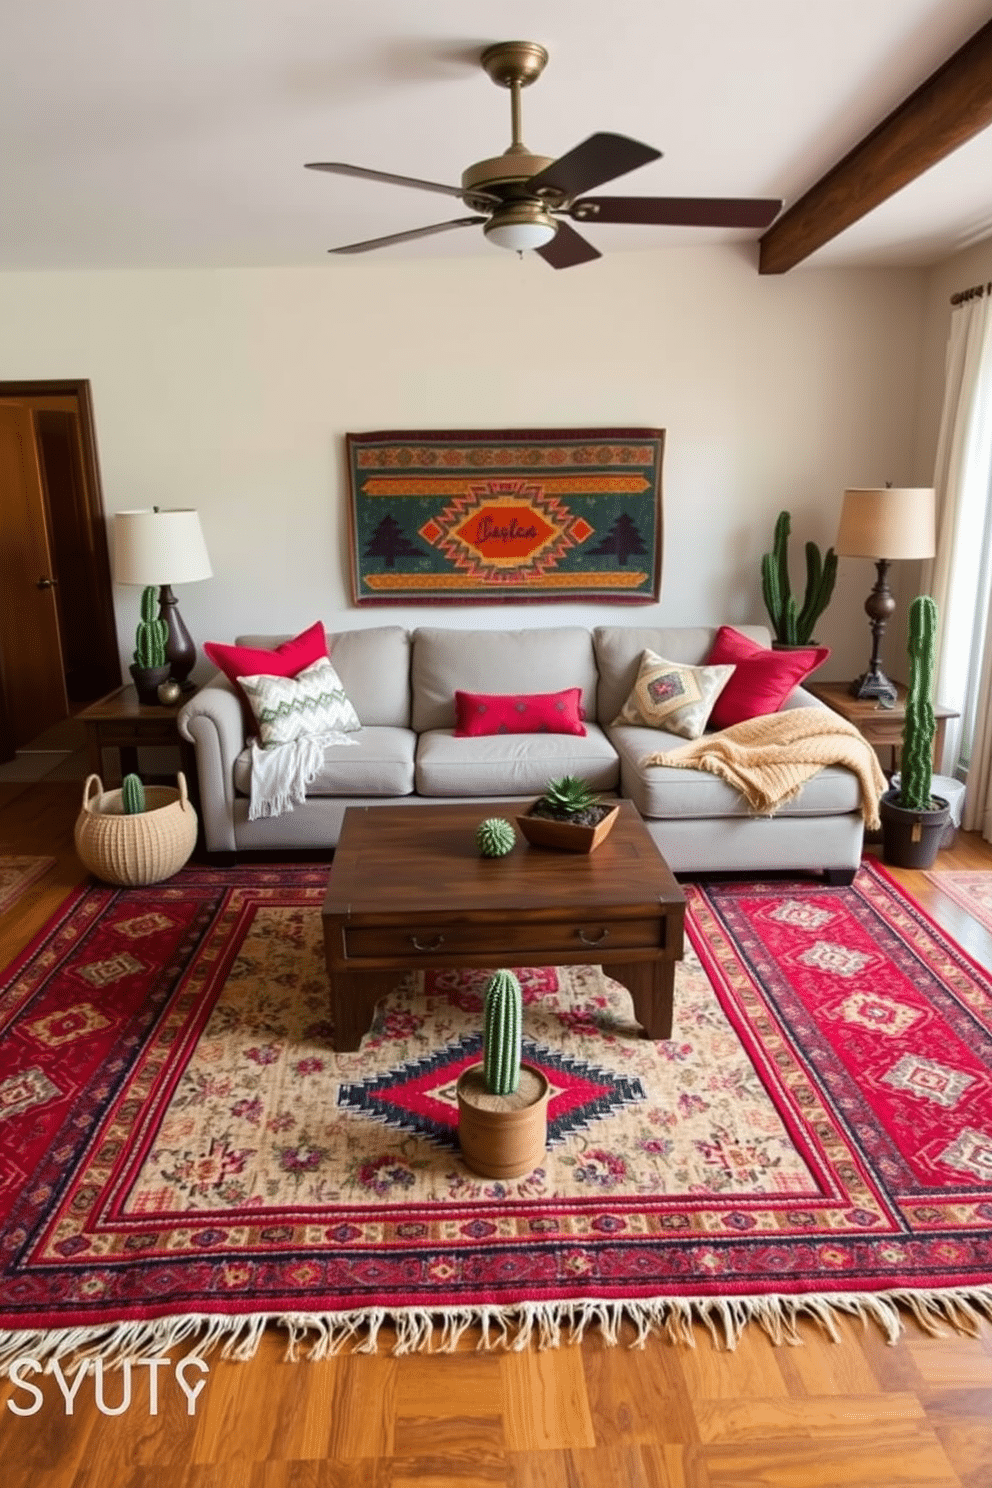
249 734 358 820
641 706 887 829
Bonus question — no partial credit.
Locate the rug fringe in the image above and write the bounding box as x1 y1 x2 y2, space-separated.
4 1285 992 1372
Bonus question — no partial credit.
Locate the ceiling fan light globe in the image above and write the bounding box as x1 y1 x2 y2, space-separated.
483 204 557 252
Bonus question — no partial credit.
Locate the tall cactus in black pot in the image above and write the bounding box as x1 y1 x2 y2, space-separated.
879 595 951 868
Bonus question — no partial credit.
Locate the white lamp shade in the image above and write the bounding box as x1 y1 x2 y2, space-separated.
835 487 935 561
113 509 213 586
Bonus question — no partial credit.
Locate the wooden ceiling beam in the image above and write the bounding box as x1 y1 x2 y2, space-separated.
759 17 992 274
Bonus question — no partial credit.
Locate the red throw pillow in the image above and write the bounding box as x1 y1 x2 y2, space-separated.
455 688 586 737
204 621 328 688
705 626 829 729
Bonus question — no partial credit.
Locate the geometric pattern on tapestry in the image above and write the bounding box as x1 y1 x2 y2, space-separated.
338 1034 645 1149
238 656 361 747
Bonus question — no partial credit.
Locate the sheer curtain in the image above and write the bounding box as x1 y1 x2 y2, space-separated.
926 290 992 836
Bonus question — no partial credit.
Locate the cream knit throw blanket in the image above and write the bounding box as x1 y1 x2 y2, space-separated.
641 706 887 829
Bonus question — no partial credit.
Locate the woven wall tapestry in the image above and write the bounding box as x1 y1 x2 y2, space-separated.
346 427 664 604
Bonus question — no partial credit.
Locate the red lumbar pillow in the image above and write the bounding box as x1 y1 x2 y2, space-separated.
705 626 829 730
455 688 586 737
204 621 329 689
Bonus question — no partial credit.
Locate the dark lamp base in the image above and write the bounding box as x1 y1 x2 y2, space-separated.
849 668 897 704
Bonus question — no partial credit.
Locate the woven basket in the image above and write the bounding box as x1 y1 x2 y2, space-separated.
74 773 198 886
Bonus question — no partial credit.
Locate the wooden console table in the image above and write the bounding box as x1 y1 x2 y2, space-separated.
807 680 958 774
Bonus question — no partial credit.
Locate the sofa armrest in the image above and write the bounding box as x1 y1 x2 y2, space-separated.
781 684 827 712
177 679 245 853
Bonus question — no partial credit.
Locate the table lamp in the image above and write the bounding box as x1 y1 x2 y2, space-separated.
835 486 935 703
113 508 213 687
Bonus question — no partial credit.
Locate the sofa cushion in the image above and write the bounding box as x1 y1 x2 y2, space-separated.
612 650 735 739
593 624 771 727
234 626 410 728
412 627 599 733
705 627 830 729
204 620 328 689
415 724 619 798
233 726 415 798
608 724 861 819
238 657 361 747
455 687 586 738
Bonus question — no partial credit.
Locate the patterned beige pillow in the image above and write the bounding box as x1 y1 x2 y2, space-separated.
612 649 735 739
239 657 361 747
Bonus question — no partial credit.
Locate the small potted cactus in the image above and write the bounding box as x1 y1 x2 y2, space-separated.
74 770 198 885
129 585 172 704
517 774 620 852
456 969 550 1179
879 595 951 868
761 510 837 648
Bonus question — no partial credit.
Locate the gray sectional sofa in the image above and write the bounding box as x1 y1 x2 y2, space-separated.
177 623 864 877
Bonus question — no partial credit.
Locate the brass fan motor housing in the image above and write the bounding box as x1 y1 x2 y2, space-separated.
461 150 557 205
479 41 549 89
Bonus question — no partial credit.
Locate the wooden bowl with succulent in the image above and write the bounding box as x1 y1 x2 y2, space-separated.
516 774 620 853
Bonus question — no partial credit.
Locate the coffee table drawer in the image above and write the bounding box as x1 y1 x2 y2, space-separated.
342 918 663 960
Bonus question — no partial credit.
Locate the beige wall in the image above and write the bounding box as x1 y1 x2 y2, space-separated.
0 246 924 684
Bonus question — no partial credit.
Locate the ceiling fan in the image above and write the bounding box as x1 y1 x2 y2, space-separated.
306 40 782 268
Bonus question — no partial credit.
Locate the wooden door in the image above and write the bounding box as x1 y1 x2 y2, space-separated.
0 402 68 747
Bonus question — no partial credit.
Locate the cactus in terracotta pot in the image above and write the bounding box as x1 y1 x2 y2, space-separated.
457 969 549 1179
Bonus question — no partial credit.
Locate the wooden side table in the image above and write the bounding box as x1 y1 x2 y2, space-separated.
807 680 958 774
78 684 198 798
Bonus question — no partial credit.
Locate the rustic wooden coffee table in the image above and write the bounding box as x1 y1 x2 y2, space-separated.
321 800 685 1052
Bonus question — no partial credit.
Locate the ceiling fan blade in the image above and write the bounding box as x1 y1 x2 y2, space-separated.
328 217 486 255
527 133 662 201
306 161 481 202
535 220 602 269
569 196 783 228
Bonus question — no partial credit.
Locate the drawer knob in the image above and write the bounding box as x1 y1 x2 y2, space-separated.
577 927 610 946
410 933 445 952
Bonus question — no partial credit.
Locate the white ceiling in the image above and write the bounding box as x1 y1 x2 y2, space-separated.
3 0 992 273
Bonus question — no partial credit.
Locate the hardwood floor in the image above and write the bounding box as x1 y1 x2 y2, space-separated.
2 779 991 1488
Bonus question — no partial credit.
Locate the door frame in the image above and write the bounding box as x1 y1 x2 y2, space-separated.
0 379 120 758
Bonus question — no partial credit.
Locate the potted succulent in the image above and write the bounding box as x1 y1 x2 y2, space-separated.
516 774 620 853
879 595 951 869
129 585 172 704
74 770 198 886
761 510 837 647
456 969 550 1179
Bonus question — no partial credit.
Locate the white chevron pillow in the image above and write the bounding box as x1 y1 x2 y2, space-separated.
239 657 361 748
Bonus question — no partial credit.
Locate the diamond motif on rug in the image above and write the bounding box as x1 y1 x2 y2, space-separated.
76 952 145 987
881 1053 976 1109
766 900 833 931
337 1035 645 1149
796 940 874 976
0 1066 61 1121
25 1003 113 1048
939 1127 992 1181
835 992 923 1037
115 912 177 940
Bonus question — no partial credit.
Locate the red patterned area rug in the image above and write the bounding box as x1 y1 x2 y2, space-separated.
0 855 55 916
925 870 992 937
2 862 992 1366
